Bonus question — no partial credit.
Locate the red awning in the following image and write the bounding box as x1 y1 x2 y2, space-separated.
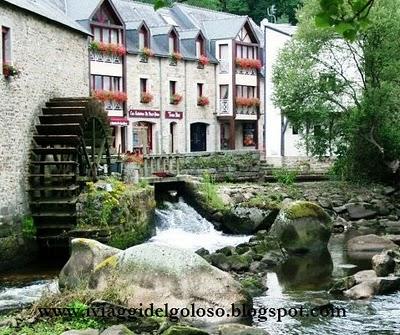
109 116 129 126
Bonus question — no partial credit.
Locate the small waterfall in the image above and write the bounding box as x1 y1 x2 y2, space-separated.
149 198 251 253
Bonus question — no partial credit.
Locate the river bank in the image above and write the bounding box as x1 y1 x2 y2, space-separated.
1 180 400 335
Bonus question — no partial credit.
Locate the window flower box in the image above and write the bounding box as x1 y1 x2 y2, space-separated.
235 97 260 107
198 55 209 69
235 58 262 70
3 64 20 79
170 93 183 105
89 41 126 57
139 47 154 63
140 92 154 104
197 96 210 106
169 52 182 66
93 90 127 103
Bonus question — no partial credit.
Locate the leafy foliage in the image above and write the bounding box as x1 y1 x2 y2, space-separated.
21 216 36 239
199 173 227 210
315 0 375 40
272 168 299 185
273 0 400 182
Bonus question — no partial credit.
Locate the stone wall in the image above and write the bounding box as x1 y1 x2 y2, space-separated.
126 55 218 154
0 3 89 270
0 3 89 221
179 150 261 181
265 156 333 175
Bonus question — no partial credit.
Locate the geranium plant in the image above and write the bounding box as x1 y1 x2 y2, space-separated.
170 52 183 64
198 55 209 66
93 90 127 103
3 64 20 79
140 47 154 61
235 97 260 107
123 151 144 165
141 92 154 104
89 41 126 57
170 93 183 105
197 96 210 106
235 58 262 70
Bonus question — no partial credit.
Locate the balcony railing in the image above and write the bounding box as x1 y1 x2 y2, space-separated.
236 106 257 116
105 100 123 111
236 67 257 75
90 51 122 64
219 59 229 74
219 99 230 114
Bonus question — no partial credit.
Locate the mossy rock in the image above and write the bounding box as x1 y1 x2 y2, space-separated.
240 276 266 297
270 201 332 254
162 325 209 335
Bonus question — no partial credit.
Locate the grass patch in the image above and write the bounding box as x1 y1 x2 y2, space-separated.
199 173 226 211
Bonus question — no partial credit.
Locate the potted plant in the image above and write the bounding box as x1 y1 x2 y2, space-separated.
170 93 183 105
113 91 128 103
169 52 182 65
197 96 210 106
122 151 144 184
141 92 154 104
140 47 154 62
198 55 209 69
235 97 260 107
235 58 262 70
3 64 20 79
91 41 126 57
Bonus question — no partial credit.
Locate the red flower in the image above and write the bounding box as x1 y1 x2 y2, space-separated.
170 52 183 61
92 90 127 103
170 93 183 105
198 55 209 66
197 96 210 106
235 97 260 107
94 42 126 57
235 58 262 70
113 91 128 103
141 92 154 104
141 48 155 58
2 63 20 78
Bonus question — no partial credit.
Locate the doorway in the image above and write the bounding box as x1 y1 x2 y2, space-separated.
190 123 207 152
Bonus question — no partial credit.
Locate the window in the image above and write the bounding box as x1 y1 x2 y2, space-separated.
196 36 204 58
220 85 229 99
236 44 256 59
2 27 10 65
91 26 121 43
139 26 149 49
140 78 147 93
169 31 179 53
236 85 255 98
170 81 176 96
243 123 256 147
197 83 203 98
91 75 121 91
292 126 299 135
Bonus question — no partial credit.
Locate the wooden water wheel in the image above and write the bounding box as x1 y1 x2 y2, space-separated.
29 97 111 249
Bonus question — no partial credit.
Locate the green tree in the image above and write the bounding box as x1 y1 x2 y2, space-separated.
316 0 375 40
273 0 400 182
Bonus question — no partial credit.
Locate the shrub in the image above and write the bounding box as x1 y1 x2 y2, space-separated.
272 168 298 185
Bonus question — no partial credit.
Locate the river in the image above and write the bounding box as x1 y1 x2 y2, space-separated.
1 198 400 334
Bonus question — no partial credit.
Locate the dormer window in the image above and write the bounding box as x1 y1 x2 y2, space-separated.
196 35 205 58
169 30 179 54
139 26 149 50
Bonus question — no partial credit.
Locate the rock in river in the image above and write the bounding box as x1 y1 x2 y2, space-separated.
269 201 332 253
60 239 250 323
346 234 398 261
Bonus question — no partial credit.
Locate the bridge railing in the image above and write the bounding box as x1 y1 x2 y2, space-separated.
141 154 182 177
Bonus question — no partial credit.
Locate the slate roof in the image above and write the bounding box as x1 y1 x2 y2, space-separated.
265 23 297 37
3 0 91 35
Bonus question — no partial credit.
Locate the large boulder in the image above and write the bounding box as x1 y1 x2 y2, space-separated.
346 234 398 261
59 238 120 290
372 250 397 276
222 206 278 234
63 242 251 323
269 201 332 253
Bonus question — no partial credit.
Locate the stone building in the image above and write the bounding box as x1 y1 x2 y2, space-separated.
0 0 90 219
60 0 264 154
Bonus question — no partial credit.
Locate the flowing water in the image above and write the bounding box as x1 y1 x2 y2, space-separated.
1 198 400 334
